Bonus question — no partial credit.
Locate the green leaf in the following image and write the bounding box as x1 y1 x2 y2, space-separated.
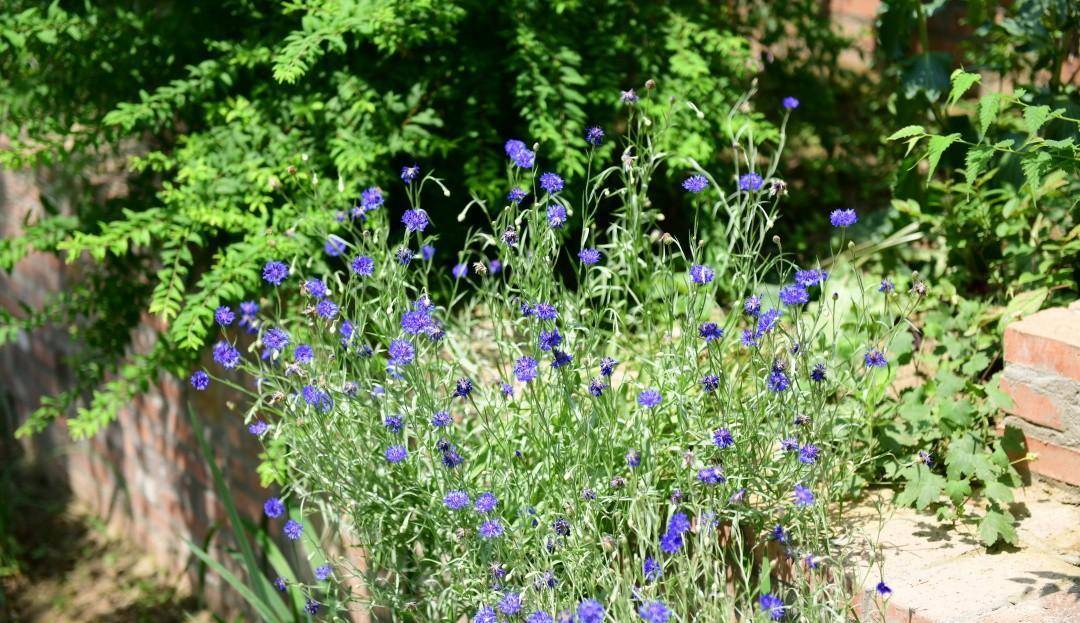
944 478 972 505
888 125 926 141
1022 105 1051 135
926 133 962 181
983 480 1014 504
1002 288 1048 325
964 145 993 186
977 93 1001 137
960 352 990 377
978 509 1017 546
947 70 980 106
896 464 946 510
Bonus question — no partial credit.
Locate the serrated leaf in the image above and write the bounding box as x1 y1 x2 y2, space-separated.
1023 105 1051 135
926 133 962 181
944 478 972 505
978 509 1017 546
896 464 946 510
960 352 990 377
983 480 1014 504
1020 151 1052 193
978 93 1001 137
888 125 926 141
947 70 980 106
964 145 993 186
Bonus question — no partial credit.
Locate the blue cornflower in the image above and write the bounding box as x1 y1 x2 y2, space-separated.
638 601 671 623
771 524 787 543
744 295 762 316
782 96 800 110
294 344 314 364
697 466 725 485
248 421 269 436
303 278 328 299
453 377 473 398
502 227 518 247
578 248 601 265
264 497 285 518
315 299 338 319
794 484 815 507
799 443 820 464
741 329 759 348
476 493 500 514
538 329 562 352
478 520 504 539
643 556 662 582
830 208 858 227
500 188 526 209
283 519 303 541
400 164 420 183
300 385 333 412
262 261 289 285
272 577 286 591
385 445 408 463
811 363 827 382
638 388 662 408
402 208 429 233
551 349 573 368
189 370 210 391
588 378 605 396
388 338 415 367
738 172 764 192
444 490 470 510
599 356 618 377
501 383 513 398
505 139 526 157
361 186 383 210
499 592 523 616
339 320 354 348
701 374 720 393
214 306 235 327
304 599 320 615
713 428 734 449
620 89 638 104
383 415 404 433
431 410 452 427
757 308 782 334
689 264 715 285
539 172 564 194
421 244 436 261
781 437 800 453
324 236 346 257
729 487 747 504
546 204 567 228
659 530 683 554
526 612 554 623
876 581 892 596
512 148 535 169
475 605 497 623
699 322 724 342
532 303 557 320
879 278 895 293
920 450 934 466
585 126 604 146
351 255 374 276
515 356 539 383
626 449 641 468
669 513 690 535
576 599 605 623
682 175 709 193
489 259 502 274
314 564 332 581
452 263 468 279
779 284 809 306
767 366 790 392
864 350 888 368
213 341 241 369
794 268 828 287
759 593 785 620
440 439 464 468
401 310 434 336
395 248 413 265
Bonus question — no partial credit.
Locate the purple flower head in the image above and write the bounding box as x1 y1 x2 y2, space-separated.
741 329 759 348
779 284 809 306
489 259 502 274
659 530 683 554
532 303 558 321
546 204 567 228
189 370 210 391
697 466 725 485
273 577 287 591
811 363 827 382
402 208 429 233
585 126 604 146
315 299 338 319
324 236 346 257
738 172 764 192
830 208 858 227
782 96 800 110
499 592 523 616
538 329 562 352
303 278 328 300
758 308 782 334
879 278 895 293
771 524 787 543
767 367 790 392
214 306 235 327
599 356 618 377
876 581 892 596
781 437 800 453
539 172 564 194
351 255 375 276
385 445 408 463
515 356 539 383
431 410 452 427
444 490 470 510
527 612 554 623
395 248 413 265
262 261 289 286
682 175 709 193
638 601 671 623
794 268 828 288
400 164 420 184
794 484 815 507
513 148 535 169
248 420 269 436
361 186 383 210
626 449 641 468
799 443 820 464
475 605 497 623
501 382 513 398
576 599 605 623
314 564 332 581
643 556 662 582
453 377 473 398
440 443 464 469
578 248 601 265
759 593 785 620
551 349 573 368
668 513 691 535
478 520 504 539
713 428 734 449
864 349 888 368
744 295 763 316
283 519 303 541
304 599 320 615
508 187 528 204
638 388 662 408
621 89 639 104
388 338 415 367
699 322 724 342
502 227 519 247
421 244 436 261
264 497 285 518
689 264 715 285
452 263 468 279
701 374 720 393
588 378 605 396
383 414 404 434
294 344 314 364
213 341 241 369
505 139 527 158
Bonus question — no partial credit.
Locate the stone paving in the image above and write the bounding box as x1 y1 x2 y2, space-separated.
849 480 1080 622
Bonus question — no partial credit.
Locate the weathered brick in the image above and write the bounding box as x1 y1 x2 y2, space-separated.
999 376 1065 431
1004 307 1080 381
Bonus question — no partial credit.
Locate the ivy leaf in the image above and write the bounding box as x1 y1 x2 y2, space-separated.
978 509 1017 546
926 133 962 181
896 464 946 510
947 70 980 106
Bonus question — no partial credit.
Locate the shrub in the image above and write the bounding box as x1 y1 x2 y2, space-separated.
194 94 916 619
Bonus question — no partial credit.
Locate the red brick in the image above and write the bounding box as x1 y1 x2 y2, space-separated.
999 377 1065 430
1025 435 1080 487
1004 307 1080 381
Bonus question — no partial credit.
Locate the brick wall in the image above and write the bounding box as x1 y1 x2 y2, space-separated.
1000 303 1080 487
